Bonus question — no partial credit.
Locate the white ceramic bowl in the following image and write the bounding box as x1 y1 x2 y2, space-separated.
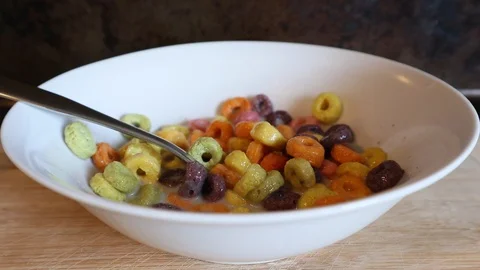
2 41 479 264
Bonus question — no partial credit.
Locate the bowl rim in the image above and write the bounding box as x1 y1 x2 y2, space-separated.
2 40 479 224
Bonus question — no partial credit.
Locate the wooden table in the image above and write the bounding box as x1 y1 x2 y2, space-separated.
1 143 479 270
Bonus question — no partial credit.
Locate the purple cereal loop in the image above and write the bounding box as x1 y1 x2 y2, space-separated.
295 124 324 136
266 110 293 126
177 161 208 198
152 203 183 211
251 94 274 117
159 168 186 187
188 119 210 132
232 111 260 125
202 173 227 202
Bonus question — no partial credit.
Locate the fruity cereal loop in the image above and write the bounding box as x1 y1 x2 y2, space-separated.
63 93 405 213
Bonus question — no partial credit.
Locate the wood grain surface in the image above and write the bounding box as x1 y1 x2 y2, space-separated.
1 143 479 270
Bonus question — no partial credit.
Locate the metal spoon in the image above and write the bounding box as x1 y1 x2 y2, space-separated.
0 75 195 163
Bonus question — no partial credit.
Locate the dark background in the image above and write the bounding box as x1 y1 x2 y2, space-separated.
0 0 479 117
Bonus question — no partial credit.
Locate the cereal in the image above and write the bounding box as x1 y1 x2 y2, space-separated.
286 136 325 168
259 152 288 172
64 122 97 159
336 162 370 181
250 121 287 150
366 160 404 192
331 144 364 164
89 173 126 202
202 173 227 202
205 120 234 150
159 168 185 187
225 190 247 206
224 150 251 175
120 113 151 138
362 147 388 169
227 137 251 153
232 111 260 125
128 183 162 206
103 161 140 193
92 143 120 172
312 92 343 124
251 94 274 117
123 153 161 184
331 174 371 199
263 187 300 211
247 170 285 203
210 164 241 189
78 93 405 213
220 97 252 121
266 110 292 126
233 164 267 197
321 124 354 149
246 141 269 164
155 129 189 150
187 137 223 169
276 124 295 140
297 184 337 209
234 121 255 139
284 158 316 189
177 161 208 198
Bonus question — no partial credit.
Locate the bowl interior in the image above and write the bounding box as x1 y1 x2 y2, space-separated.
2 41 478 219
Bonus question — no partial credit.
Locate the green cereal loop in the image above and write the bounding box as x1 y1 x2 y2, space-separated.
233 164 267 197
120 113 151 138
89 173 126 202
128 184 163 206
63 122 97 159
284 158 316 188
187 137 223 169
246 170 285 203
103 161 140 193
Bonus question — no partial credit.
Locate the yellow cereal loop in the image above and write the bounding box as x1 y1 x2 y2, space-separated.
246 170 284 203
312 92 343 124
122 141 162 164
89 173 126 202
118 138 141 158
284 158 316 189
224 150 251 175
362 147 387 169
155 129 189 150
298 184 337 209
123 153 161 184
213 115 230 123
225 190 247 206
159 125 190 137
233 164 267 197
161 151 186 170
250 121 287 149
336 162 370 181
227 137 251 152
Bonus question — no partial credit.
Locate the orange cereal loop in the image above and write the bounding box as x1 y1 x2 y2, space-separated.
277 124 295 140
196 203 230 213
315 194 346 207
167 193 197 211
246 141 269 164
220 97 252 121
319 159 338 178
92 143 120 172
260 152 289 171
331 144 364 164
227 137 252 153
234 121 255 139
189 129 204 145
331 174 371 199
205 120 234 150
286 136 325 168
210 164 241 189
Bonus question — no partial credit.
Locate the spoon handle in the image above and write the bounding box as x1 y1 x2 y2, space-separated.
0 76 194 163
